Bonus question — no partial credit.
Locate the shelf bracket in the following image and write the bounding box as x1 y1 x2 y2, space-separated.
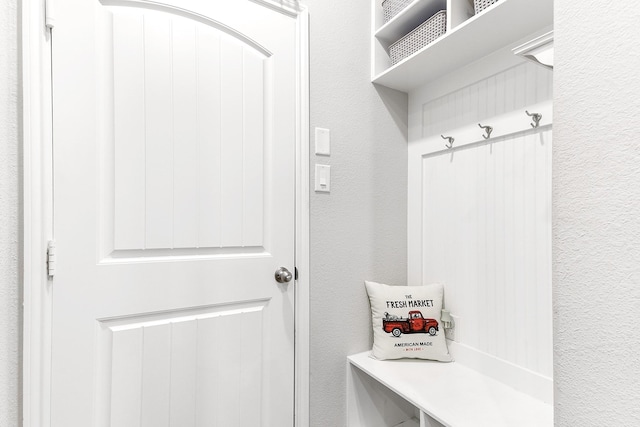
513 31 554 70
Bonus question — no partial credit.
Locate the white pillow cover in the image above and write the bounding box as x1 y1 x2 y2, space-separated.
365 281 452 362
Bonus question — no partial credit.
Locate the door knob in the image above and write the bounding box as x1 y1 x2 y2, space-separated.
274 267 293 283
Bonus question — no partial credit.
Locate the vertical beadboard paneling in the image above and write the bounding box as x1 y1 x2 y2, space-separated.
524 64 537 106
511 133 527 368
110 327 143 427
108 9 268 252
476 78 488 123
172 19 199 249
105 303 267 426
474 145 487 350
194 316 219 426
140 324 172 427
238 311 264 426
522 132 536 370
195 310 264 426
417 62 553 377
503 136 516 363
220 40 245 247
211 314 241 426
421 154 440 284
113 13 146 250
243 49 265 247
513 66 527 114
144 14 174 249
422 63 553 138
459 148 479 345
421 129 552 375
485 74 497 119
503 66 516 114
489 142 501 355
169 321 197 427
421 158 435 284
197 28 222 248
493 140 506 359
537 130 553 377
495 72 506 117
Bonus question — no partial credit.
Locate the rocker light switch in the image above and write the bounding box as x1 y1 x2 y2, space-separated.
315 164 331 193
314 128 331 156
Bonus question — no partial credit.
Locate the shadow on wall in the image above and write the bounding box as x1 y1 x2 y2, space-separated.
374 83 409 141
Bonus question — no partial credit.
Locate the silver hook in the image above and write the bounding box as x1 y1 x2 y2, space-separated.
478 123 493 139
441 135 455 149
525 110 542 128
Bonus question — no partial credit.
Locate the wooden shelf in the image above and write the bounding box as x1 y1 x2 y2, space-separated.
375 0 447 48
372 0 553 93
347 351 553 427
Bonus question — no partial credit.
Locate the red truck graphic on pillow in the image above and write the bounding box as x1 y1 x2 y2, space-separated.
383 310 439 337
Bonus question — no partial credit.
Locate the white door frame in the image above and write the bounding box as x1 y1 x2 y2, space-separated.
21 0 310 425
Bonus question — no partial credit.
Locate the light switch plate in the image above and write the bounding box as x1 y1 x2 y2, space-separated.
314 164 330 193
314 127 331 156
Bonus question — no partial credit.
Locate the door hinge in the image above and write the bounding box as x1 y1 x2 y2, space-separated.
47 240 57 278
45 0 55 29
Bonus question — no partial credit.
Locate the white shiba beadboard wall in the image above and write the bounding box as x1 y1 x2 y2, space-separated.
408 60 553 401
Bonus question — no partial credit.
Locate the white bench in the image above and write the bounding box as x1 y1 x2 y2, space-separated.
347 351 552 427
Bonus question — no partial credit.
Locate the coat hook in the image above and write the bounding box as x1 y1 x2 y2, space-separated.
441 134 455 149
478 123 493 139
525 110 542 128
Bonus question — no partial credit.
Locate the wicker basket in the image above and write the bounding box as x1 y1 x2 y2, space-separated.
382 0 412 23
474 0 500 14
389 10 446 65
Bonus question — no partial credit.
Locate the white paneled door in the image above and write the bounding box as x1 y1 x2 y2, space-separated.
51 1 297 426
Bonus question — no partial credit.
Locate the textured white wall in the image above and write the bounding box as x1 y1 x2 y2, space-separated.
0 0 21 425
554 0 640 425
301 1 408 426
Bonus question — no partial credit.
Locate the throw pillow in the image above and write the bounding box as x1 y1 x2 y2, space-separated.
364 280 452 362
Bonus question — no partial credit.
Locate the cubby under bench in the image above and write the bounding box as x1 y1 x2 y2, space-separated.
347 351 552 427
